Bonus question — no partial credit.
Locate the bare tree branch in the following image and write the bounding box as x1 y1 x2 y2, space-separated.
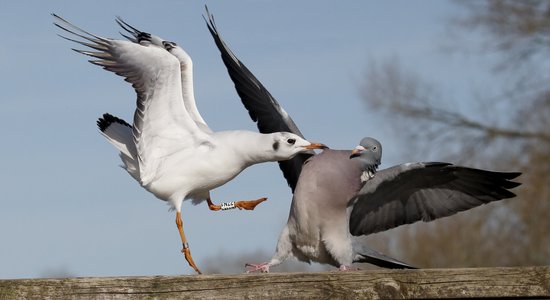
358 0 550 267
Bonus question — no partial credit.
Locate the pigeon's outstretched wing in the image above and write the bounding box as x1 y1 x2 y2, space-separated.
204 7 313 192
349 162 521 236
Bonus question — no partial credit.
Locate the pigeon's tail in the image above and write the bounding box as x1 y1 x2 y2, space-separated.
354 248 417 269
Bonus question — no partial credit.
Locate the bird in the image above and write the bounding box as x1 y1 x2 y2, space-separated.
53 14 327 275
204 9 522 272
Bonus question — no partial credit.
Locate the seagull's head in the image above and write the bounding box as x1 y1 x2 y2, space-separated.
270 132 327 160
137 32 164 47
162 41 192 66
349 137 382 172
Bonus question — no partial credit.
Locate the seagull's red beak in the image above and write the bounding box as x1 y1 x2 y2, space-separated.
304 143 328 150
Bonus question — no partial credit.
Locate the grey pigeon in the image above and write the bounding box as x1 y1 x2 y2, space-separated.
204 8 521 272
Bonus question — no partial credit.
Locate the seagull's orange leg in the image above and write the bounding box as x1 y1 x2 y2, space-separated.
206 198 221 211
175 211 201 274
206 197 267 211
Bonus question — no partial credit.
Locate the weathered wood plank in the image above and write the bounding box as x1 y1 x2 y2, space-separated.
1 266 549 299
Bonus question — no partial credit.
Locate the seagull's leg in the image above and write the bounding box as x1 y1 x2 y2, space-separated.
175 211 202 274
206 198 222 211
206 197 267 211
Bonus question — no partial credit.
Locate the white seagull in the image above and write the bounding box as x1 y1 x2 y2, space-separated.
53 14 326 274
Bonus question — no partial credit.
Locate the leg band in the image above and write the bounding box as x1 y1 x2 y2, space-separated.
221 201 236 210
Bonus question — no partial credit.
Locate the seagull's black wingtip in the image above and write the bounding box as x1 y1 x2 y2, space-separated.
97 113 131 132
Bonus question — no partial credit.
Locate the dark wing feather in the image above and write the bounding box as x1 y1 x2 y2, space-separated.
354 248 417 269
349 162 521 236
204 7 313 192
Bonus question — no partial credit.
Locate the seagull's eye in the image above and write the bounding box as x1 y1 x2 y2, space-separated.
287 138 296 145
162 41 176 51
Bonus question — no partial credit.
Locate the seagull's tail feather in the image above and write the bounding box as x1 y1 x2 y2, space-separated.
97 113 140 180
354 248 417 269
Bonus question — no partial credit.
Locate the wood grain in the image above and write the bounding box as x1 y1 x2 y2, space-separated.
1 266 549 299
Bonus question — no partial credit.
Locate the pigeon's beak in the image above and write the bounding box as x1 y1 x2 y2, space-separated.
304 143 328 150
349 148 362 159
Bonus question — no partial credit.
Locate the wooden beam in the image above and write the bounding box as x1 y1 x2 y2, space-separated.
1 266 549 299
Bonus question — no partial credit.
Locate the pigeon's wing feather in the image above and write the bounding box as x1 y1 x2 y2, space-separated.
204 8 312 192
353 247 417 269
349 162 521 236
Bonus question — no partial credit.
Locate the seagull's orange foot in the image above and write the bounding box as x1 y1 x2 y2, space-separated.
235 197 268 210
181 247 202 274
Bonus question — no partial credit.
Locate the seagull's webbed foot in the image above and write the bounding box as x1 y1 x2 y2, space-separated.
175 211 202 274
181 247 201 275
245 262 271 273
235 197 267 210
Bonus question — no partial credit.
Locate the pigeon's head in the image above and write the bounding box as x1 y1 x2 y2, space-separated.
270 132 327 160
349 137 382 172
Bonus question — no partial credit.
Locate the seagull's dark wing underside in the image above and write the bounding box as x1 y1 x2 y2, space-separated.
204 7 313 192
349 162 521 236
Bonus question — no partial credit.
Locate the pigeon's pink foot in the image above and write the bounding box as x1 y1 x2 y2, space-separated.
245 262 271 273
338 265 360 271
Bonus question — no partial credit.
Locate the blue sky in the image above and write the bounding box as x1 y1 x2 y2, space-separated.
0 1 482 278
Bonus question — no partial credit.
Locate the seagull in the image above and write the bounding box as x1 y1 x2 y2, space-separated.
204 9 522 272
53 14 326 274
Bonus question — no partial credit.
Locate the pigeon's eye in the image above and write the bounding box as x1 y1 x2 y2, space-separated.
372 146 377 151
287 138 296 145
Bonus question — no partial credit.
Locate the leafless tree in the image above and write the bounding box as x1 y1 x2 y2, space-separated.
360 0 550 267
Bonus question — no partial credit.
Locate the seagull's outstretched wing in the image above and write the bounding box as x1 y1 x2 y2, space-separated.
115 16 164 46
348 162 521 236
116 17 212 133
204 7 313 192
54 14 210 185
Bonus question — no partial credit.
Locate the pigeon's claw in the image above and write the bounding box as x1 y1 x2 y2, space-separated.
245 262 271 273
338 265 360 272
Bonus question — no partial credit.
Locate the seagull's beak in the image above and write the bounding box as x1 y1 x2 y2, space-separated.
304 143 328 150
